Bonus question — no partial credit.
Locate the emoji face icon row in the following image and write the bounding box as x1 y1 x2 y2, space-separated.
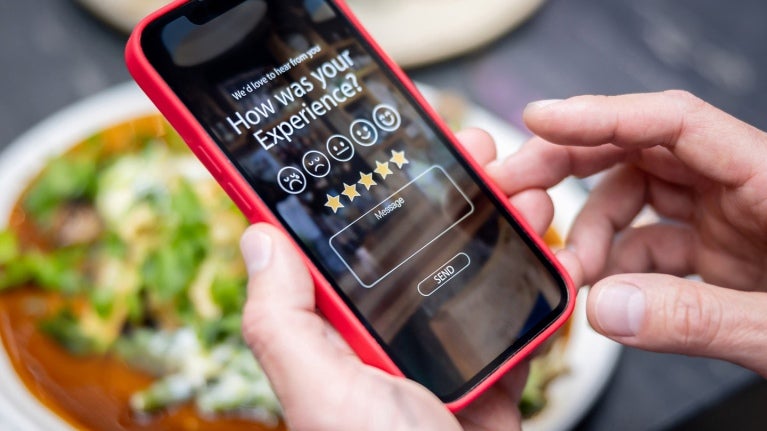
280 105 403 195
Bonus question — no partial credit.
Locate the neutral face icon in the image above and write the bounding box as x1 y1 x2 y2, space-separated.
302 150 331 178
349 119 378 146
277 166 307 195
327 135 355 162
372 104 401 132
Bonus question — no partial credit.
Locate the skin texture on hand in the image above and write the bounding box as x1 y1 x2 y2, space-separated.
239 130 569 431
490 90 767 377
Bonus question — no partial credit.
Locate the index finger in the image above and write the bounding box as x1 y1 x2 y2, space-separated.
485 136 627 195
523 90 767 187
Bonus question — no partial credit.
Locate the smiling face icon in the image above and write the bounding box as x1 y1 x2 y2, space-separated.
349 119 378 147
277 167 307 195
372 104 401 132
302 150 331 178
326 135 355 162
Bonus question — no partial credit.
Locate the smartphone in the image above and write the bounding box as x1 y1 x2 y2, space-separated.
126 0 575 411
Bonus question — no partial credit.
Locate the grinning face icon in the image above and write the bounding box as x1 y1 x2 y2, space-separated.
372 104 401 132
349 119 378 146
326 135 355 162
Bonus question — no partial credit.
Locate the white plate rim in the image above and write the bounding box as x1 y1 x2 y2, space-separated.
0 82 621 431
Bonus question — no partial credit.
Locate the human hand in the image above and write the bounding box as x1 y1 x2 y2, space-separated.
239 130 557 431
489 90 767 376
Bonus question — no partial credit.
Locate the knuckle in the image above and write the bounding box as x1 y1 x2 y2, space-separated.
663 89 706 111
664 286 724 352
660 89 708 147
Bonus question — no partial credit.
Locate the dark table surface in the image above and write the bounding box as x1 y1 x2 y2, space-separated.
1 1 766 430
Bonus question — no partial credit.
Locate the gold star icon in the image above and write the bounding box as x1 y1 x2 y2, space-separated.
342 183 361 202
374 161 393 180
325 194 344 213
390 150 409 169
358 172 377 190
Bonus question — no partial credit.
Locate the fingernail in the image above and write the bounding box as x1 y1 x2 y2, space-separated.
593 282 645 336
525 99 564 112
240 227 273 276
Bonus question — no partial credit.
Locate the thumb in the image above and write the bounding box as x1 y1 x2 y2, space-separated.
240 225 462 431
239 224 354 403
587 274 767 377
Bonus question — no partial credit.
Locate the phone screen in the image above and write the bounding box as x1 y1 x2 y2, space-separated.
141 0 569 400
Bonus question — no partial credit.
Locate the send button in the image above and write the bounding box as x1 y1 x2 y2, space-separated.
418 253 471 297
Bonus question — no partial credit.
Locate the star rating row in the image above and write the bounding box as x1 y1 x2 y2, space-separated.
325 150 409 213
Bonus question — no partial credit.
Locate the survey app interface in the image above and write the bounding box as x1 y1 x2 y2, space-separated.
143 0 567 399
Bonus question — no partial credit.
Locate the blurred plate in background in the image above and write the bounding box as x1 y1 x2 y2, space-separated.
346 0 546 67
75 0 545 67
76 0 169 32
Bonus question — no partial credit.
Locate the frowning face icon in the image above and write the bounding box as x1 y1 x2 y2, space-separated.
350 119 378 146
302 150 331 178
327 135 355 162
372 104 401 132
277 167 307 195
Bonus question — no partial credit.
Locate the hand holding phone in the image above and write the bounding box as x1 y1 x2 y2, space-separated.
126 0 575 410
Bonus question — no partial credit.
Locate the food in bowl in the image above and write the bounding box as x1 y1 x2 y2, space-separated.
0 116 281 430
0 114 567 430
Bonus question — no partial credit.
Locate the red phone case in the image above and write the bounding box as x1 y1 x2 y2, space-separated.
126 0 576 412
